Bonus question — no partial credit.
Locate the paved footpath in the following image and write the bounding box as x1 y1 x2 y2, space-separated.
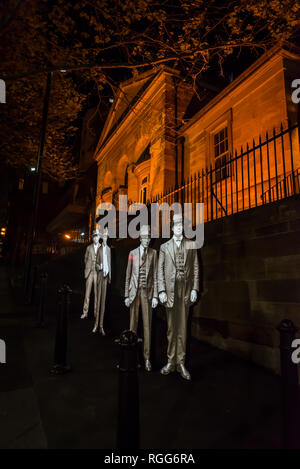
0 260 282 449
0 261 47 448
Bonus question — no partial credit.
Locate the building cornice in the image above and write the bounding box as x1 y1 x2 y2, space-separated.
95 70 178 165
179 43 300 135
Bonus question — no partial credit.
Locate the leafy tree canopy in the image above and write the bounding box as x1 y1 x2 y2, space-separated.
0 0 299 181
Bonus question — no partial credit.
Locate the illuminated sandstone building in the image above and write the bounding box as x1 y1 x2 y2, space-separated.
94 44 300 224
94 66 196 208
93 43 300 374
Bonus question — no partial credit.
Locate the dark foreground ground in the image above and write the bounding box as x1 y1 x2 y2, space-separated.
0 259 282 449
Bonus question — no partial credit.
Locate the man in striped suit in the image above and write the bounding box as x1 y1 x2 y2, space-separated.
124 225 158 371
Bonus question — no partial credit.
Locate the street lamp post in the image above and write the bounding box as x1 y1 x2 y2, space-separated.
24 71 53 303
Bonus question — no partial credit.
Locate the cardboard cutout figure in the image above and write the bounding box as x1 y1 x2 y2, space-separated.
93 227 111 335
81 229 100 319
158 213 199 380
124 225 158 371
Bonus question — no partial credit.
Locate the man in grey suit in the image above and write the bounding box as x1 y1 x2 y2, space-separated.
81 228 100 319
93 227 111 335
158 213 199 380
124 225 158 371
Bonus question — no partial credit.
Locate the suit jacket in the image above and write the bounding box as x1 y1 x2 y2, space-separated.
84 243 99 279
157 237 199 308
125 247 158 305
96 244 111 283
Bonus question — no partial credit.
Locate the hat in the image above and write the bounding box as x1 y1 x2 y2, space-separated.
92 228 100 237
140 225 150 236
172 213 183 224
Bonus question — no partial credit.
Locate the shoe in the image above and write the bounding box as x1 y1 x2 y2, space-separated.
145 360 151 372
160 362 175 375
80 313 88 319
99 327 106 336
176 364 191 381
92 325 97 333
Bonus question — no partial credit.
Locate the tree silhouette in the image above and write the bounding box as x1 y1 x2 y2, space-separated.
0 0 299 181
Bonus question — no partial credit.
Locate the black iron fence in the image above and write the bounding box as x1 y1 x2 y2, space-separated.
149 122 300 224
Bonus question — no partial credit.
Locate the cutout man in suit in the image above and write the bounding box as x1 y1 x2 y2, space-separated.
93 227 111 335
124 225 158 371
158 213 199 380
81 228 100 319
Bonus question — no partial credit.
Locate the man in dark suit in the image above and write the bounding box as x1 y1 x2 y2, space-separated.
81 229 100 319
158 213 199 380
124 225 158 371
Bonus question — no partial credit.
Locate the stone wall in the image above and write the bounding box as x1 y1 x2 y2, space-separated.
192 195 300 374
104 196 300 375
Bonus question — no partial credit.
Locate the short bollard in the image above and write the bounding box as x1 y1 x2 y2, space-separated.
25 265 37 305
37 272 48 327
116 330 139 449
277 319 300 449
50 284 72 375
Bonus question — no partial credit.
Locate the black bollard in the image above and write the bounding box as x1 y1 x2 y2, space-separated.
37 272 48 327
50 284 72 375
25 264 37 305
277 319 300 449
116 330 140 449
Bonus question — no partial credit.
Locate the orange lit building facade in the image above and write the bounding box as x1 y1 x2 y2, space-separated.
180 45 300 219
94 44 300 222
94 66 195 211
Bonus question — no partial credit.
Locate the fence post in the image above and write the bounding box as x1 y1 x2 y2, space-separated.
50 284 72 375
37 272 48 327
116 330 139 449
277 319 300 449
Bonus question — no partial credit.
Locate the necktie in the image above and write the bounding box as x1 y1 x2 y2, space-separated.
142 248 147 264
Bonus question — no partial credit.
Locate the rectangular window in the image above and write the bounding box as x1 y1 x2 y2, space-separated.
214 126 230 182
140 187 147 204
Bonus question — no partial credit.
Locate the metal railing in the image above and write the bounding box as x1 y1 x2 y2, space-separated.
149 122 300 224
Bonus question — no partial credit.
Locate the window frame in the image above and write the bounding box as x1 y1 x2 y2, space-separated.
205 109 233 184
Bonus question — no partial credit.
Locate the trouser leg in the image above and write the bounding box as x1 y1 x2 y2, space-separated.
93 271 98 318
165 306 176 365
165 279 188 365
99 276 108 328
140 289 152 360
129 293 140 333
94 272 102 328
83 273 93 315
176 298 189 365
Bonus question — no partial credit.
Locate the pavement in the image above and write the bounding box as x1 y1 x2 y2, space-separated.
0 259 283 449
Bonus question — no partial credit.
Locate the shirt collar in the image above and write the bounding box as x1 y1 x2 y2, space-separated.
173 235 183 242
